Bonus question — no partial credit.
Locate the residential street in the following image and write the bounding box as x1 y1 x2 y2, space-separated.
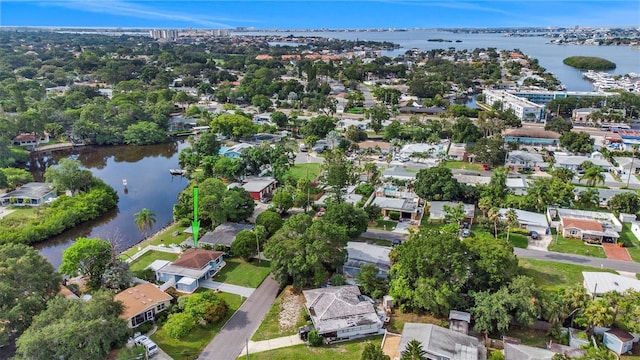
514 248 640 273
197 275 279 360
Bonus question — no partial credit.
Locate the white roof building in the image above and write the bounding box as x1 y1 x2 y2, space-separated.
583 272 640 296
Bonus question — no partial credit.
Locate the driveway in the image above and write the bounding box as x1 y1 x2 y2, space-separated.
514 248 640 273
602 243 633 262
199 280 255 297
197 275 279 360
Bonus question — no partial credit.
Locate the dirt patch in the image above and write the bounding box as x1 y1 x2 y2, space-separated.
278 287 305 331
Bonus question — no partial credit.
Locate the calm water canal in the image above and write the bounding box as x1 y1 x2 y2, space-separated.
29 140 190 268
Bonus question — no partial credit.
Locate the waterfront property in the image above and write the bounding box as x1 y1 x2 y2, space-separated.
219 143 254 158
12 132 50 146
302 285 384 342
483 89 545 121
198 222 254 248
397 323 486 360
114 283 173 328
0 182 56 206
155 248 226 293
343 241 391 283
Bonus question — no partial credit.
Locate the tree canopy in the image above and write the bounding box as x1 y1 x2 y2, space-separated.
59 237 112 289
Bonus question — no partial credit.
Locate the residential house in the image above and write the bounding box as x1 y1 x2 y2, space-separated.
573 187 637 207
503 128 560 147
398 323 487 360
614 157 640 175
343 242 391 283
554 153 614 171
0 182 56 207
372 196 423 222
505 150 548 170
12 133 49 146
499 208 549 235
448 310 471 335
198 222 254 248
316 192 363 207
603 329 635 355
398 142 447 160
453 174 492 187
447 143 468 161
302 285 384 342
241 177 277 201
551 208 622 244
155 248 226 293
220 143 254 158
572 108 599 123
429 201 475 222
114 283 173 328
168 115 197 131
240 133 282 145
381 166 416 181
506 177 529 196
583 272 640 297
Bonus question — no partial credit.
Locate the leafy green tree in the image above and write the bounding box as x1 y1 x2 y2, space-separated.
545 116 573 134
0 244 61 346
451 117 482 143
361 342 391 360
251 94 272 112
480 167 508 206
487 207 501 238
210 113 258 140
524 177 575 212
0 169 6 188
307 329 324 347
256 210 284 236
443 203 466 226
414 165 462 201
357 264 389 300
365 104 390 134
182 290 228 324
192 132 221 156
576 188 600 209
44 158 93 193
213 156 242 180
222 187 256 223
364 204 383 222
59 237 112 289
271 111 289 128
607 192 640 214
123 121 168 145
504 208 518 243
15 292 129 360
102 260 133 291
466 136 507 167
552 167 575 182
322 202 369 239
164 312 196 339
400 339 427 360
265 214 349 289
466 235 519 292
272 188 294 214
560 131 594 153
322 149 356 202
580 166 605 187
133 208 156 239
231 230 259 260
301 115 336 138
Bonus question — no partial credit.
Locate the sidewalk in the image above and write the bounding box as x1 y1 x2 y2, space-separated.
199 280 255 298
241 335 305 355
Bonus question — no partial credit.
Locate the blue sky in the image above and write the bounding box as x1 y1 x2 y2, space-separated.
1 1 638 29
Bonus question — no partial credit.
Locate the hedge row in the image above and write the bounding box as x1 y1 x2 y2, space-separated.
0 179 118 245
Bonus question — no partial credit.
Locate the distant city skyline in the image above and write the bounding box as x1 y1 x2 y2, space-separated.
0 1 638 29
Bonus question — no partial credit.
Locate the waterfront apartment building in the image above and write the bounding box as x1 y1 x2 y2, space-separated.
509 89 618 105
483 89 546 122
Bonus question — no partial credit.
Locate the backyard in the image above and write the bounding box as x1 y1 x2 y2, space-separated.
128 251 179 272
120 223 190 258
215 257 272 288
286 163 322 181
151 290 244 360
519 258 617 292
252 286 308 341
443 161 482 171
240 336 383 360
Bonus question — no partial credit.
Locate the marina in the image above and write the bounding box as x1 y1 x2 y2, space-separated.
583 70 640 92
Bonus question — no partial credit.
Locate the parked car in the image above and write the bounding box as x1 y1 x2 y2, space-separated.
461 229 471 238
134 335 159 356
529 231 539 240
482 164 491 171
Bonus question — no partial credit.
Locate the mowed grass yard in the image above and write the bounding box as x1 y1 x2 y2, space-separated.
547 231 606 258
127 251 179 272
519 258 617 292
443 161 482 171
286 163 322 181
215 258 271 288
120 223 190 258
151 290 244 360
619 224 640 263
240 336 383 360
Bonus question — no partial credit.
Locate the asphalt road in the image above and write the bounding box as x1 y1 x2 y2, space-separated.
514 248 640 273
198 275 279 360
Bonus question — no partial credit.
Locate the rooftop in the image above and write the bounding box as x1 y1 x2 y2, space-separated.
561 217 603 232
503 128 561 139
242 177 277 192
0 182 54 200
398 323 486 360
114 283 173 320
345 242 391 272
199 222 254 247
171 248 224 269
583 272 640 295
372 196 419 212
302 285 382 334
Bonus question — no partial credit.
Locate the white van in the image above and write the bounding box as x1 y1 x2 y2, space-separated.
299 143 307 152
134 335 159 356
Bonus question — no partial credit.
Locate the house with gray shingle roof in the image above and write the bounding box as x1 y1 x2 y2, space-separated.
398 323 486 360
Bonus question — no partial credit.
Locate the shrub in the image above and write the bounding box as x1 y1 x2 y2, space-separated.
330 274 347 286
136 321 154 335
307 329 323 347
164 312 195 339
388 211 401 221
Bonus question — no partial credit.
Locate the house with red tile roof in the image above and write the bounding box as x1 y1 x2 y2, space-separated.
551 207 622 244
155 248 226 293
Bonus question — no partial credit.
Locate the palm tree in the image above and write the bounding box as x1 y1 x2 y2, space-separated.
488 207 501 239
580 166 605 187
400 339 426 360
133 208 156 239
505 208 518 243
478 198 492 218
443 204 466 227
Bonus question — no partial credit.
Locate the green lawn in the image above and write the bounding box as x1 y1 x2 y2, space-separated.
120 223 190 258
372 219 397 230
619 224 640 263
472 229 528 249
215 258 271 288
252 286 308 341
240 336 383 360
519 258 617 292
151 291 244 360
547 231 606 258
387 310 447 334
286 163 322 181
498 327 548 347
127 251 179 272
353 237 394 247
0 207 40 223
443 161 482 171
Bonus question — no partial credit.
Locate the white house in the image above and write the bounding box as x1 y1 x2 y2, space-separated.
554 153 614 171
505 150 548 169
603 329 635 355
499 208 549 235
398 323 486 360
302 285 384 342
583 272 640 297
429 201 475 221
